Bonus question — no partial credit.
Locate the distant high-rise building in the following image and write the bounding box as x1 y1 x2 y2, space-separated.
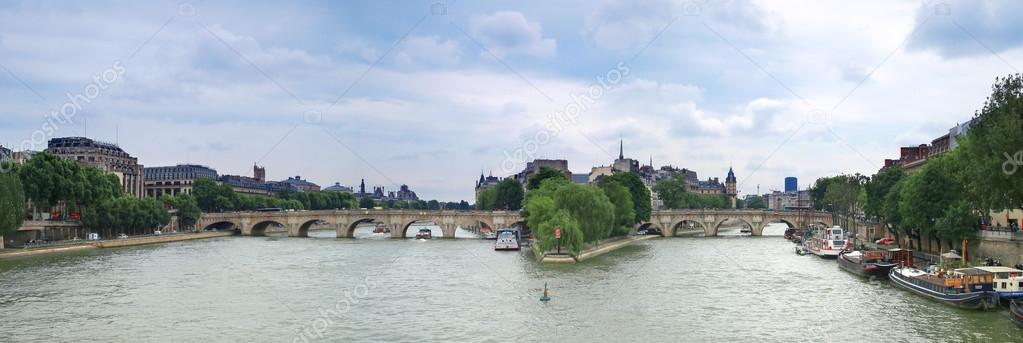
784 177 797 193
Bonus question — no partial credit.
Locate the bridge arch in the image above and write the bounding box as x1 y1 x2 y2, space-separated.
296 219 327 238
401 219 440 238
346 218 380 238
672 220 707 237
203 220 239 232
712 217 754 236
251 220 286 237
763 218 796 228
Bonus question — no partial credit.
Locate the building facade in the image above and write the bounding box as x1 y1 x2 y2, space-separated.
46 137 144 198
514 159 570 184
323 182 354 193
277 176 320 192
144 164 218 198
475 172 502 199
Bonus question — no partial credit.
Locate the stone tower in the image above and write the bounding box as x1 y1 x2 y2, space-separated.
253 164 266 183
725 167 737 209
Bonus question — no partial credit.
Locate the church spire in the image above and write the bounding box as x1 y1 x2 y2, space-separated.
618 139 624 160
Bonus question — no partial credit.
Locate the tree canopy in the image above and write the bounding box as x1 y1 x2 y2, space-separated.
493 178 524 210
0 165 26 237
526 166 569 190
599 172 651 222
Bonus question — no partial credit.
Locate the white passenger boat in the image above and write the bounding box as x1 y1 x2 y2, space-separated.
805 226 847 259
494 228 520 251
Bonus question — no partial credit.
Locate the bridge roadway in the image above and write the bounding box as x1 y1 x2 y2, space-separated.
199 209 833 238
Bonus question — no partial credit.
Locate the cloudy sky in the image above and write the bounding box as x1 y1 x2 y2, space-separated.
1 0 1019 201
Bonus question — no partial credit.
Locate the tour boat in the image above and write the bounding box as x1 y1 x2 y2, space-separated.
415 229 431 240
1011 299 1023 327
482 231 497 240
837 250 898 278
973 266 1023 299
494 229 520 251
805 226 847 259
888 266 1000 310
372 223 389 234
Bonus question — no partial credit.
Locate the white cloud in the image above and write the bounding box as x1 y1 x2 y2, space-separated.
468 11 556 58
392 35 461 68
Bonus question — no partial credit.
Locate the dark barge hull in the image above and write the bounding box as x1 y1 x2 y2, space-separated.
888 269 999 310
837 255 896 278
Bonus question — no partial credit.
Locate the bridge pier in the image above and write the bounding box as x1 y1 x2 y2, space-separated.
336 222 349 238
703 221 717 237
751 222 764 236
441 224 456 238
390 223 403 239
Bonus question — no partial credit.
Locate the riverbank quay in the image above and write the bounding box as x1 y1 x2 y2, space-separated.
0 231 233 259
533 234 659 264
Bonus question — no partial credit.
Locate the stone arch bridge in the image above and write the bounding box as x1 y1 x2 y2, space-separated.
198 210 524 238
642 209 833 237
198 209 831 238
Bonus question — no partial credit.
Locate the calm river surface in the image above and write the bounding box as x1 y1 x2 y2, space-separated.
2 225 1022 342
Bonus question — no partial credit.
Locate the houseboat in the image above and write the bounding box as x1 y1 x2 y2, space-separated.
837 250 898 278
889 266 1000 310
973 266 1023 299
805 226 848 259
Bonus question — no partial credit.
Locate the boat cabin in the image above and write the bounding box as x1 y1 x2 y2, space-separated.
942 268 996 292
974 266 1023 293
887 249 914 267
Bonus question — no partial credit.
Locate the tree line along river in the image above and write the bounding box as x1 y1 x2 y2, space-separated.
1 224 1021 342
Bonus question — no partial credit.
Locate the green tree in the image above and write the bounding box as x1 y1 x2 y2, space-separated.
599 180 636 236
863 167 904 222
0 166 26 237
526 167 569 190
162 194 201 230
957 75 1023 214
18 152 79 211
358 197 375 209
882 180 906 247
899 157 958 250
744 195 766 209
553 184 615 244
476 187 497 211
652 176 687 209
601 172 651 222
493 178 524 210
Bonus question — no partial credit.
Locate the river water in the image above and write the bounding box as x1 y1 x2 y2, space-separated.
1 224 1021 342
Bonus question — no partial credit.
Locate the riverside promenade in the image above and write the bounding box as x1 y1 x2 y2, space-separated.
0 231 233 259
